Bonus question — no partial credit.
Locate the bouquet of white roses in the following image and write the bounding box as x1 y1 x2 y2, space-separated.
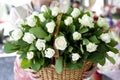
4 5 118 74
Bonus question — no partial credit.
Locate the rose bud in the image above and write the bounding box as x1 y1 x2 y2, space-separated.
94 16 98 21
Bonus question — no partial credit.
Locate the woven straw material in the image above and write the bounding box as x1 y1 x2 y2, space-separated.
33 61 93 80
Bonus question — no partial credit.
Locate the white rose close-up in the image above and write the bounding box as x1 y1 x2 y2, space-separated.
45 48 55 58
22 33 36 44
100 33 111 43
38 14 46 22
32 11 39 16
35 39 46 51
55 36 67 50
78 14 94 28
27 51 34 60
72 53 80 61
16 18 24 27
71 8 80 18
72 32 81 40
86 42 98 52
46 21 56 33
11 29 23 41
26 15 36 27
97 17 108 27
64 16 73 26
52 7 59 17
41 5 48 12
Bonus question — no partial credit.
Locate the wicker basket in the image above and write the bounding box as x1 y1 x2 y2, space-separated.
33 61 92 80
30 14 93 80
29 14 93 80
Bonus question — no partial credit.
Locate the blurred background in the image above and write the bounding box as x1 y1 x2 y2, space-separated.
0 0 120 80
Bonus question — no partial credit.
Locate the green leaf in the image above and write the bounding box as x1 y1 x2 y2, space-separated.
88 44 109 63
107 45 119 54
31 58 43 71
78 27 89 33
4 41 19 53
66 8 73 15
43 8 52 19
29 44 37 51
40 58 44 65
9 30 13 36
67 61 83 70
68 46 73 52
34 16 41 27
94 29 103 36
16 40 30 52
59 32 64 36
83 52 89 59
43 58 51 67
107 55 115 64
47 8 52 15
19 52 27 59
108 39 118 47
89 35 100 44
22 24 31 32
69 25 75 33
88 52 104 63
85 11 91 16
18 40 28 45
21 58 31 69
97 44 109 53
44 12 51 19
17 51 23 55
99 58 105 66
36 51 41 58
45 35 52 41
17 40 29 48
29 27 48 39
83 39 89 45
55 57 63 74
80 44 84 54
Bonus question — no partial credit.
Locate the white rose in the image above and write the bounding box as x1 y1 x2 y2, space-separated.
72 53 80 61
78 14 94 28
22 33 36 44
45 48 55 58
46 21 56 33
86 42 98 52
97 17 109 27
38 14 46 22
27 51 34 60
32 11 39 16
16 18 24 27
35 39 46 51
55 36 67 50
71 8 80 18
64 17 73 26
11 29 23 41
26 15 36 27
100 33 111 43
72 32 81 40
41 5 48 12
52 7 59 17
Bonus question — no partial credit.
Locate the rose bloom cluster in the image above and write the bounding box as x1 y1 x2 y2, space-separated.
4 5 118 72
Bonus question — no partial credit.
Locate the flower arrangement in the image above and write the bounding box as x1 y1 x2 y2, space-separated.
4 5 118 74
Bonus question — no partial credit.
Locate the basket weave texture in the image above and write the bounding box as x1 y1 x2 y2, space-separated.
34 61 92 80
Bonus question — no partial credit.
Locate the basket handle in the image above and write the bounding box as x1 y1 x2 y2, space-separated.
53 13 63 58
